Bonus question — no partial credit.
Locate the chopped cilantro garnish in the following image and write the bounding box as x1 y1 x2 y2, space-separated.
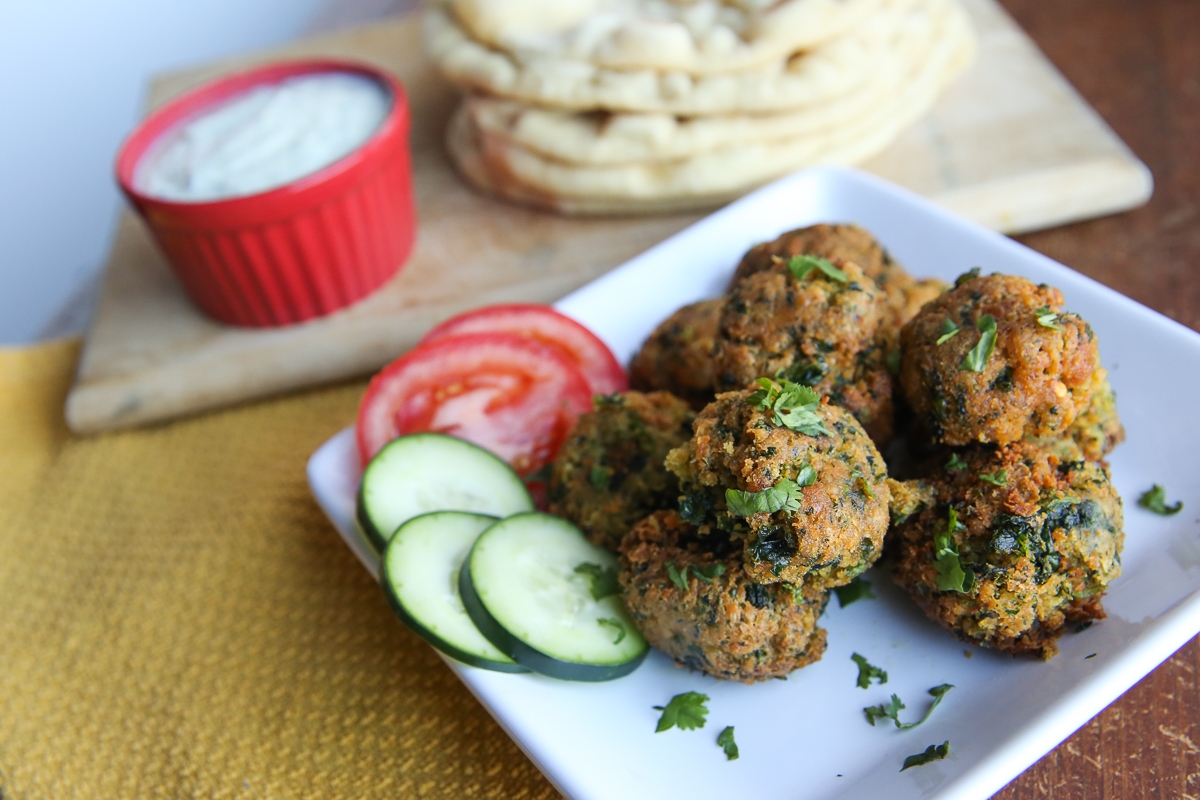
574 563 620 600
944 453 967 472
1035 305 1063 331
666 561 726 590
979 470 1008 487
1138 484 1183 516
726 474 811 517
954 266 982 287
653 692 709 732
597 617 626 644
886 349 902 376
851 653 888 688
666 562 688 591
589 464 612 491
960 314 998 372
748 378 831 436
936 319 960 345
717 726 739 761
835 576 876 608
865 685 954 730
933 508 974 593
787 254 849 283
902 741 950 771
851 467 877 500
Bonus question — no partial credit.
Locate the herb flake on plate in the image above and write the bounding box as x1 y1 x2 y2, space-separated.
1138 484 1183 515
944 453 967 472
851 653 887 688
717 726 739 761
902 741 950 771
865 685 954 729
654 692 709 732
596 617 626 644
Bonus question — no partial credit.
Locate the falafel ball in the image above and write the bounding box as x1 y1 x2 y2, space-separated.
899 272 1100 447
665 388 891 587
891 440 1124 659
1031 369 1124 462
731 222 945 331
548 391 695 551
619 510 829 683
713 258 895 446
629 299 723 410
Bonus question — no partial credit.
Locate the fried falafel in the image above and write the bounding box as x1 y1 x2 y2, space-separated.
629 299 723 410
890 440 1124 659
899 272 1100 447
712 258 895 446
619 510 828 683
548 391 695 551
665 386 891 587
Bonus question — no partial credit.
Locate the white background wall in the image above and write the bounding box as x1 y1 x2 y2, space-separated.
0 0 412 345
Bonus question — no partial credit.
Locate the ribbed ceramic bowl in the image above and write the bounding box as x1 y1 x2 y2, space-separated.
116 59 415 327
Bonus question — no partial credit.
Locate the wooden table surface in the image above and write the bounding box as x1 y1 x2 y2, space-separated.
997 0 1200 796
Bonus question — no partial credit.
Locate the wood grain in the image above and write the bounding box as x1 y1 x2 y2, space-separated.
997 0 1200 797
64 0 1152 434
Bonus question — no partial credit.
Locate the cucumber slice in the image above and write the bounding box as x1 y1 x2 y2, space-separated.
357 433 534 551
382 511 527 673
460 512 648 681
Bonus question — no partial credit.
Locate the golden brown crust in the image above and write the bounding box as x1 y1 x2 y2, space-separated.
629 299 723 410
713 259 895 446
890 441 1124 658
548 391 694 551
619 510 828 683
899 273 1100 446
665 390 890 586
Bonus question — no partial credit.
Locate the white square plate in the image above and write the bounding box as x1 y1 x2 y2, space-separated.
307 167 1200 800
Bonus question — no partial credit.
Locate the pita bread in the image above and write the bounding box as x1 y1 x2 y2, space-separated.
425 0 926 114
447 0 886 75
446 0 974 214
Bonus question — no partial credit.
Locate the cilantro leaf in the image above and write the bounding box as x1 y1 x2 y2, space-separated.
597 617 626 644
886 349 902 376
944 453 967 472
717 726 739 761
901 741 950 771
653 692 709 732
574 563 620 600
1035 305 1063 331
835 576 876 608
589 464 612 491
788 255 849 283
1138 484 1183 516
954 267 981 287
960 314 998 372
851 652 888 689
979 470 1008 487
865 685 954 729
936 319 960 345
749 378 831 436
726 476 808 517
933 508 974 593
691 563 727 583
666 562 689 592
865 694 904 726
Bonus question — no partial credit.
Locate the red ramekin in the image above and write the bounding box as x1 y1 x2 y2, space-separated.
116 59 415 327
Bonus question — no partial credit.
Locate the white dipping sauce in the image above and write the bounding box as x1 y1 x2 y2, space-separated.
135 72 390 202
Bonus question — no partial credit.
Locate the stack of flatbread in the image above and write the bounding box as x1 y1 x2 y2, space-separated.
425 0 977 214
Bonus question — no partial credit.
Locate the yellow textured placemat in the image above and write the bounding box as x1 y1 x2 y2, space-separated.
0 339 557 800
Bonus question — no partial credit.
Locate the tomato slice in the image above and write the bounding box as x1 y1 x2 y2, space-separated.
356 332 593 473
419 304 628 396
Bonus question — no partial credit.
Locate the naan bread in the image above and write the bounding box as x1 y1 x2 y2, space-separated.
447 0 974 214
447 0 886 74
425 0 925 114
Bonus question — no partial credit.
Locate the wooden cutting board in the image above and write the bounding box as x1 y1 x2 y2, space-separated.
64 0 1151 434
